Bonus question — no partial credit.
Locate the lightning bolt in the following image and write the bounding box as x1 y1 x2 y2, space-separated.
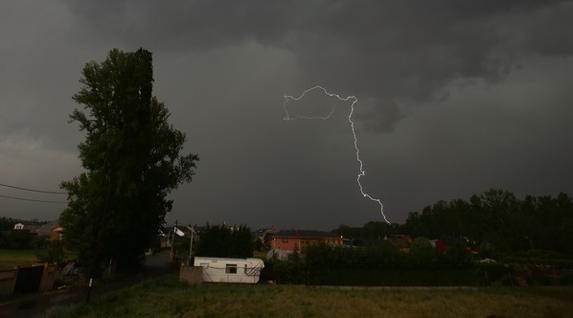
283 86 390 224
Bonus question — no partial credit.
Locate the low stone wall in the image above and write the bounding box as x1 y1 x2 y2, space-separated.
0 269 18 297
180 265 203 285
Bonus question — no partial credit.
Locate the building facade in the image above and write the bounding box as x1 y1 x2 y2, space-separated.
271 230 343 252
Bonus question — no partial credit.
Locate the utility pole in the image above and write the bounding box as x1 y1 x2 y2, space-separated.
187 225 195 266
86 277 93 303
170 220 178 263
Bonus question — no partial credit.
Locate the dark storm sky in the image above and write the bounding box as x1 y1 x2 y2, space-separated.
1 1 572 229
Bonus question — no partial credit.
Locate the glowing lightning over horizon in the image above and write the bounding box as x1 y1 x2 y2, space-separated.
283 86 391 224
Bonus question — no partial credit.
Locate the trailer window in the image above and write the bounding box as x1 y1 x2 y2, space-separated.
225 264 237 274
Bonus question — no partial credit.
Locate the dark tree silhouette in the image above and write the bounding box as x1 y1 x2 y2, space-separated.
60 48 199 276
196 225 254 258
403 189 573 255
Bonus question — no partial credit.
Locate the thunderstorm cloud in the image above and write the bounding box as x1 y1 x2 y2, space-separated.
1 0 572 228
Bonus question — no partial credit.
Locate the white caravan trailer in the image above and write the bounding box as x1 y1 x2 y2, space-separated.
193 257 265 284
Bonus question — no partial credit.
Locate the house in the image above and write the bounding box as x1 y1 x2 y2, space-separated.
50 226 63 241
270 230 343 253
34 221 63 241
253 226 278 249
193 257 264 284
13 221 43 232
158 229 171 249
384 234 412 252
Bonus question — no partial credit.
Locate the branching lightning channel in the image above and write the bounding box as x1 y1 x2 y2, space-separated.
283 86 390 224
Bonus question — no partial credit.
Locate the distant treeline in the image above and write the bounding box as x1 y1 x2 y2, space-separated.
335 189 573 256
0 230 45 249
0 217 17 231
0 217 48 249
0 217 45 231
195 224 254 258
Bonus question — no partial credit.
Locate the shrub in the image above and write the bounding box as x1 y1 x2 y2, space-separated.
479 242 497 259
475 263 514 286
195 224 253 258
37 241 66 265
261 255 303 283
559 273 573 285
410 237 439 268
445 242 473 269
526 273 554 286
0 230 39 249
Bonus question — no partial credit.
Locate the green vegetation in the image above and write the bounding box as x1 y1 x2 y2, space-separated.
335 190 573 259
196 225 254 258
60 48 199 277
0 218 67 267
0 217 21 231
47 276 573 318
0 229 45 250
325 190 573 286
36 241 68 265
263 243 513 286
404 190 573 255
0 249 38 268
0 246 75 269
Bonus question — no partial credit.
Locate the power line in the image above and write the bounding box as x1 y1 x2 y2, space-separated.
0 182 66 195
0 194 67 204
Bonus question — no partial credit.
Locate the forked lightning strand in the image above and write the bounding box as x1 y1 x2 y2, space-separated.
283 86 390 224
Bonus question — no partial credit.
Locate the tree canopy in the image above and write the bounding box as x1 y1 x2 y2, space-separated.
60 48 198 276
403 189 573 255
196 225 254 258
334 189 573 257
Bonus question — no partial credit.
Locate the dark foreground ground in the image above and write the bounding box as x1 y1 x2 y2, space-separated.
47 276 573 318
0 251 172 318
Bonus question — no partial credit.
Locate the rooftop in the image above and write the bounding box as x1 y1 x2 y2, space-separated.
273 230 341 239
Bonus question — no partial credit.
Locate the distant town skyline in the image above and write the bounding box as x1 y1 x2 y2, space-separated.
1 1 572 229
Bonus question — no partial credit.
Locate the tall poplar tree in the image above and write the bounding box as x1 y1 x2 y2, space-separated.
60 49 198 276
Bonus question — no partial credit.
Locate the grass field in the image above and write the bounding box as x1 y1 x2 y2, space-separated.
48 276 573 318
0 249 38 268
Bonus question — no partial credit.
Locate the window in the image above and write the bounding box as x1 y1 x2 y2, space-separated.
225 264 237 274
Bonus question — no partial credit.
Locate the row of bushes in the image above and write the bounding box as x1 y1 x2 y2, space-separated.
261 241 483 285
262 255 573 286
0 230 49 249
303 240 474 271
503 257 573 269
261 241 573 286
262 253 516 286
